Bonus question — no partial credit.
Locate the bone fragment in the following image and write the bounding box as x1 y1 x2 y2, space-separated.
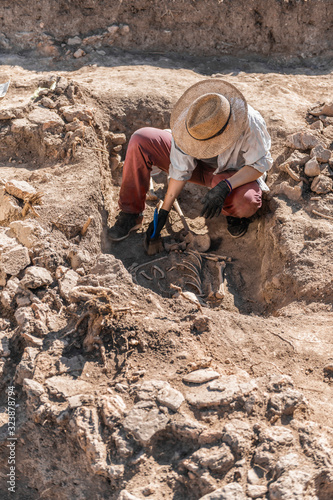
170 283 202 311
185 281 203 295
284 164 301 182
215 262 226 300
153 265 165 278
140 271 153 280
81 216 92 236
312 209 333 221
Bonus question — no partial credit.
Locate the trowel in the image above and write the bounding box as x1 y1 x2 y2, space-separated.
0 81 10 100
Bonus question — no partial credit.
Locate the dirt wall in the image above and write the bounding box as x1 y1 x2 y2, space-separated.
0 0 332 60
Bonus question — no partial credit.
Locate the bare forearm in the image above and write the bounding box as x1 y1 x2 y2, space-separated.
161 178 187 211
228 165 262 190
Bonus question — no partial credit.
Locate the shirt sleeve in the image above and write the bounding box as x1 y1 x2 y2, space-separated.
241 108 273 173
169 137 197 181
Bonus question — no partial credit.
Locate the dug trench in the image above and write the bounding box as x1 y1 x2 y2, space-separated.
0 63 333 500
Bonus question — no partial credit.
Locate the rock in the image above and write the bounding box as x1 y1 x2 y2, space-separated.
222 419 253 456
58 268 79 300
135 379 184 412
23 378 45 399
0 332 10 357
5 179 36 200
40 97 56 109
61 105 93 123
118 491 141 500
1 277 20 309
0 242 30 276
15 303 49 338
246 484 268 498
123 405 169 445
169 415 206 441
0 187 21 224
280 151 310 170
285 130 321 150
67 36 82 45
107 24 119 35
199 483 246 499
73 48 86 59
247 468 262 485
309 120 323 131
183 369 220 384
185 374 257 409
45 375 93 398
259 425 294 447
112 428 133 459
188 443 235 473
56 355 85 375
15 347 39 385
254 448 278 471
269 470 312 499
21 266 53 288
268 388 306 417
323 124 333 141
68 248 91 270
310 144 331 163
275 453 300 477
267 374 294 393
28 107 64 131
311 174 333 194
274 181 303 201
310 102 333 117
100 394 127 428
70 407 113 478
304 157 321 177
0 268 6 287
119 24 130 35
9 219 45 248
156 385 184 412
115 382 128 393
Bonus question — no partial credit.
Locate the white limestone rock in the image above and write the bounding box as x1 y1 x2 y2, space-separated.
100 394 127 429
311 174 333 194
123 405 169 445
21 266 53 289
269 470 312 499
0 187 21 224
183 369 220 384
9 219 45 248
45 375 93 398
304 157 321 177
199 483 246 499
186 374 257 409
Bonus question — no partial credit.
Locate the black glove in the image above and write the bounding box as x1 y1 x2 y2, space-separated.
200 180 232 219
146 208 169 242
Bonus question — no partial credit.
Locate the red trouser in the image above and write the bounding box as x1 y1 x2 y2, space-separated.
119 127 262 218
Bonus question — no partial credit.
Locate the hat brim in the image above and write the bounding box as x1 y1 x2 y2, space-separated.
170 79 248 159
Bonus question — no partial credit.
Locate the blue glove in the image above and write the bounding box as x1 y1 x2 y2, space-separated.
146 208 169 242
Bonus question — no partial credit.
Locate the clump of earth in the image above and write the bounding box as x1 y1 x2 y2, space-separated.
0 3 333 499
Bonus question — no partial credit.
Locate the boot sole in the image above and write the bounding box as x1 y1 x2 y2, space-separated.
108 222 142 242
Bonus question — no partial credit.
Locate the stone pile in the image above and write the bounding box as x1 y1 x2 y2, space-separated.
0 75 125 169
0 24 131 60
274 101 333 208
18 361 333 499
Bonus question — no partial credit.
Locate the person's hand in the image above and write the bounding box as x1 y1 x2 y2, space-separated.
145 208 169 242
200 180 232 219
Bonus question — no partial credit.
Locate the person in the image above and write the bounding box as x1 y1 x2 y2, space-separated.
108 79 273 243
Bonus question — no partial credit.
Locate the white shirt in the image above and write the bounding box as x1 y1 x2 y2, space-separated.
168 105 273 192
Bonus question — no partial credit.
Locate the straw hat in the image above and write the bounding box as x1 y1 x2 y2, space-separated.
170 79 248 159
